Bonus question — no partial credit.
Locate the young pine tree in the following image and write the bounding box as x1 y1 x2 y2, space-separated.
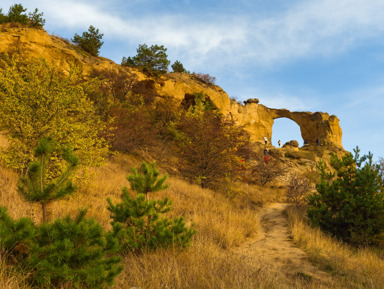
72 25 104 56
0 208 122 288
107 162 195 252
27 209 122 288
307 147 384 246
127 161 169 198
0 140 123 288
18 138 78 223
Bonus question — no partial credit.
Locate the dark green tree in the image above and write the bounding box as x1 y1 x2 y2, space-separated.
121 56 136 67
171 60 186 73
28 8 45 27
307 147 384 246
18 138 79 223
107 162 195 252
0 206 37 258
72 25 104 56
27 209 122 288
122 44 170 74
0 8 6 23
0 208 122 288
7 4 28 24
0 139 122 288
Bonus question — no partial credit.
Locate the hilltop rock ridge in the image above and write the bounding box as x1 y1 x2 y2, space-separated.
0 24 343 148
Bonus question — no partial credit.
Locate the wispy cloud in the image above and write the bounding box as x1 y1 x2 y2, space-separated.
5 0 384 69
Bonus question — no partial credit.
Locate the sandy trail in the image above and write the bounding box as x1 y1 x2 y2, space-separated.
233 203 333 284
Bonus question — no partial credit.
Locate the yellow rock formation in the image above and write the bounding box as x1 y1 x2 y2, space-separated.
0 24 343 148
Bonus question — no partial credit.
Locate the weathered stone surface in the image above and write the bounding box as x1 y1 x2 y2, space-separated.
283 140 299 148
0 25 343 149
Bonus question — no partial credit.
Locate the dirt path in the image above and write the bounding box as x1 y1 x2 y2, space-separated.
233 203 333 285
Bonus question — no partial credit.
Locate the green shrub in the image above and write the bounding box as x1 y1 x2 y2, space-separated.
307 147 384 246
107 162 195 252
108 192 195 252
0 208 122 288
0 206 37 258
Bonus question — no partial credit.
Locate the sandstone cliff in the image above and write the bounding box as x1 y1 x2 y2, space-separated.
0 24 343 148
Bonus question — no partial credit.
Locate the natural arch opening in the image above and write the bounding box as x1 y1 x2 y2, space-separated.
272 118 304 147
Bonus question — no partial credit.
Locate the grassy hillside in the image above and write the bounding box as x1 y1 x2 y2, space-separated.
1 15 384 288
1 152 384 288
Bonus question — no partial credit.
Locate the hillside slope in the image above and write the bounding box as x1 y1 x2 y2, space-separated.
0 23 343 148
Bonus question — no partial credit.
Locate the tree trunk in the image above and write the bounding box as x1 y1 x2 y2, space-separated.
42 202 47 223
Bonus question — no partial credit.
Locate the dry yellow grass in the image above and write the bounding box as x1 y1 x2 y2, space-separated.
287 206 384 289
0 153 280 288
3 152 383 288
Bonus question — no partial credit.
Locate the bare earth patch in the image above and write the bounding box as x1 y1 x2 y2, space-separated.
233 203 336 287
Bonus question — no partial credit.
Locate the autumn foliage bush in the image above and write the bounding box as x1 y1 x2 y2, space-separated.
194 73 216 85
0 54 109 172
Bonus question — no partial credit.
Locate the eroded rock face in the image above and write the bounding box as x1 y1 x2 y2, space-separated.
0 25 343 148
227 103 343 147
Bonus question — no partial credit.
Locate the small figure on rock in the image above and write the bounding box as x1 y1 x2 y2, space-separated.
264 136 268 145
278 140 281 148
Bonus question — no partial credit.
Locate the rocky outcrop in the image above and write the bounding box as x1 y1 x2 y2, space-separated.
0 25 343 148
228 102 342 147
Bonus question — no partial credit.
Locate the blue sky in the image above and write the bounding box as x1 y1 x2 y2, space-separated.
3 0 384 159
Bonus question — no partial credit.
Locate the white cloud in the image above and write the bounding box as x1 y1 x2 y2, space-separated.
3 0 384 69
244 0 384 65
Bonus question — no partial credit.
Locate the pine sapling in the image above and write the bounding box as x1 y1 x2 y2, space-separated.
18 138 78 222
108 162 195 252
127 161 169 199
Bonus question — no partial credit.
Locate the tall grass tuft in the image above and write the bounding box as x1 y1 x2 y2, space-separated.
287 206 384 289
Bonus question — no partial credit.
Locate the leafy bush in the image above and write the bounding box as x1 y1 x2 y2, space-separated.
0 54 109 171
250 157 285 187
307 148 384 246
286 174 310 207
0 208 122 288
89 68 138 107
107 162 195 252
174 107 251 188
194 73 216 85
72 25 104 56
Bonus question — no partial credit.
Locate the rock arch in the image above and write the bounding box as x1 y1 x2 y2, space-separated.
228 103 343 148
269 109 343 147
